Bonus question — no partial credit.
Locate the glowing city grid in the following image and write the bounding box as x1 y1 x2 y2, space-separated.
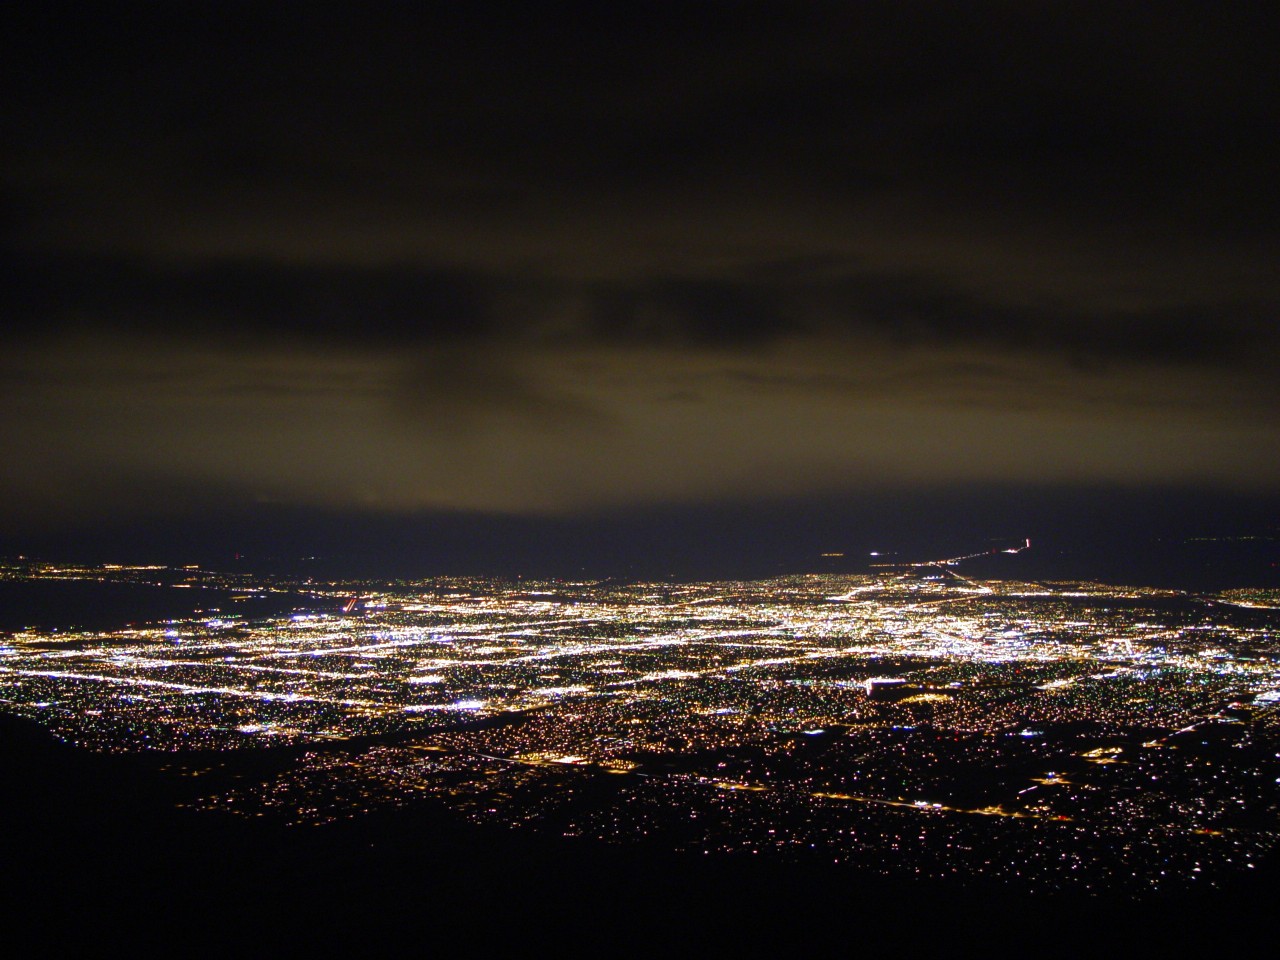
3 560 1280 894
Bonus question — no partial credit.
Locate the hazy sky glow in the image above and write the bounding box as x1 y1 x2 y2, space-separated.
3 3 1277 555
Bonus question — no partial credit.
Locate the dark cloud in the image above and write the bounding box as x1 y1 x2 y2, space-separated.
1 252 496 344
6 250 1274 379
1 2 1277 533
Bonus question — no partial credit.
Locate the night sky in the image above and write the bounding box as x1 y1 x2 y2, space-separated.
3 3 1278 575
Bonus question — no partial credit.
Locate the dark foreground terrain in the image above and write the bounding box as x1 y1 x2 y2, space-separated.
3 714 1278 955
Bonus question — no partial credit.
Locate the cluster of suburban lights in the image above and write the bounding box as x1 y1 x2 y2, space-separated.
1 561 1278 894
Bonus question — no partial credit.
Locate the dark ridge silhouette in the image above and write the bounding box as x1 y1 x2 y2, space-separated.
3 713 1277 953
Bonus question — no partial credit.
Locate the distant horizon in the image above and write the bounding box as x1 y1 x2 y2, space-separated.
4 510 1277 595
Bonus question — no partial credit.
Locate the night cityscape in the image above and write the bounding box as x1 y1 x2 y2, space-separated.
4 554 1280 898
4 3 1279 951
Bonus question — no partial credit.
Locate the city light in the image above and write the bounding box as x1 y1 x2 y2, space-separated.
2 560 1279 895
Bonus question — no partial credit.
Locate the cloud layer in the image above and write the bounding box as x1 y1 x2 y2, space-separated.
3 4 1277 525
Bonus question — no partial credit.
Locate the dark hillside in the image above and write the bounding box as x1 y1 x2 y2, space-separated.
3 714 1277 953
